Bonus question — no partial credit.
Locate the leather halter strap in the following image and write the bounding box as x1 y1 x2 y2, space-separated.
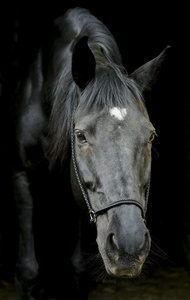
89 199 145 224
71 118 150 224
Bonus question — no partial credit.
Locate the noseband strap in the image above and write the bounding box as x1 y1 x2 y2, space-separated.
89 199 146 224
71 118 150 224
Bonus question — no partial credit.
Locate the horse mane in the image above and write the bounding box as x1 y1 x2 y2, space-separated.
46 8 143 168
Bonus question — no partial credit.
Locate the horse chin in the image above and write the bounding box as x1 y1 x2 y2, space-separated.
99 249 146 279
105 263 143 279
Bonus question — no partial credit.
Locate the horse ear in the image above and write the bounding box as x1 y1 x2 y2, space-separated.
72 36 96 89
129 45 171 93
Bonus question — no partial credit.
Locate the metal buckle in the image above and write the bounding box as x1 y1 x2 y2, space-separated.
89 210 97 224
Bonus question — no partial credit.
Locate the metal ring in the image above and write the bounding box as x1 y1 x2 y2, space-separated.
89 210 97 224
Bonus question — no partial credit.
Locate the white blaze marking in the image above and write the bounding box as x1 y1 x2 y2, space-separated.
109 107 127 121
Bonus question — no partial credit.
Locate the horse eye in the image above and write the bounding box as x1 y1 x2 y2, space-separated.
76 130 86 143
148 132 156 143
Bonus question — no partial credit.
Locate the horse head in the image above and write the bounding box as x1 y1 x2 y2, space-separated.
71 36 170 278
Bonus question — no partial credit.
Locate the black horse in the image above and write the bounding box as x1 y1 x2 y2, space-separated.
10 7 170 300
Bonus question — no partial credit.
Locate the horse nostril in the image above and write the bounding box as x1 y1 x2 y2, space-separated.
109 233 119 250
107 229 150 256
140 231 150 254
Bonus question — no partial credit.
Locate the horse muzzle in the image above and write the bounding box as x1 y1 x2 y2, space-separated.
96 206 151 278
104 232 150 278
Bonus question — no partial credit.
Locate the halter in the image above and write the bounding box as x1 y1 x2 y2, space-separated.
71 118 150 224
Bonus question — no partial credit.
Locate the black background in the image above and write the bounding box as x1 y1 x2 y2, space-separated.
0 0 189 279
